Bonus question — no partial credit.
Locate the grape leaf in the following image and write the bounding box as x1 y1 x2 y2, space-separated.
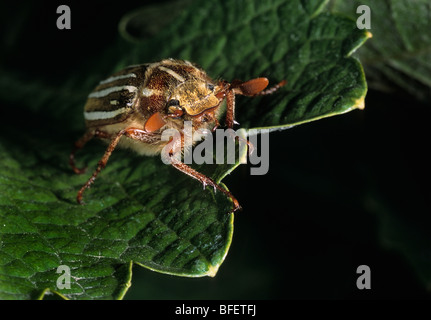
330 0 431 102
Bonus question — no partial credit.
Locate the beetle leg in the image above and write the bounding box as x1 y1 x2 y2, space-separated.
170 157 241 213
163 135 241 213
224 78 286 129
76 127 241 212
76 128 160 204
76 129 127 204
70 130 95 174
211 118 220 132
70 129 112 174
222 78 286 155
225 89 236 129
221 90 253 156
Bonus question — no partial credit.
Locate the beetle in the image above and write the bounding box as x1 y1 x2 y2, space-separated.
70 58 286 212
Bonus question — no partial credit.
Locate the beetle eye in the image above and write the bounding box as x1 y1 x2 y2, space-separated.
207 84 215 91
166 99 183 118
167 99 180 106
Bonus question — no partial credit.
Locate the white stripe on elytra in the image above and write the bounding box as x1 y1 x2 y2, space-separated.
88 85 138 99
84 107 129 121
142 87 162 97
158 66 185 82
98 73 136 85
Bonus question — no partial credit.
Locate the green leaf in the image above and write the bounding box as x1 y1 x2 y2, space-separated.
122 1 369 131
330 0 431 102
0 0 368 299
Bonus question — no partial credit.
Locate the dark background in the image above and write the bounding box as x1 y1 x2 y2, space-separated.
1 0 429 299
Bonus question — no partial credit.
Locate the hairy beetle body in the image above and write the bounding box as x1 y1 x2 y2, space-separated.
71 58 286 211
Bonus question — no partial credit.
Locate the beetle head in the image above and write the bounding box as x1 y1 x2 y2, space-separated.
166 78 220 119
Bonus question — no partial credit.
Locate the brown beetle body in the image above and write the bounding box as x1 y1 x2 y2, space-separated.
70 58 286 212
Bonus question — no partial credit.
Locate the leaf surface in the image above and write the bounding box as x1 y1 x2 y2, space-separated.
331 0 431 101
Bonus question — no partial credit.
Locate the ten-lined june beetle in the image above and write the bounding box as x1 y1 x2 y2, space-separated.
70 58 286 212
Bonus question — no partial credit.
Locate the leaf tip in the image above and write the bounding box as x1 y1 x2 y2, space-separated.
205 264 220 277
365 31 373 39
355 96 366 110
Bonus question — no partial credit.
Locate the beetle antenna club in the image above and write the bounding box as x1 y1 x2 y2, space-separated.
71 59 286 212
